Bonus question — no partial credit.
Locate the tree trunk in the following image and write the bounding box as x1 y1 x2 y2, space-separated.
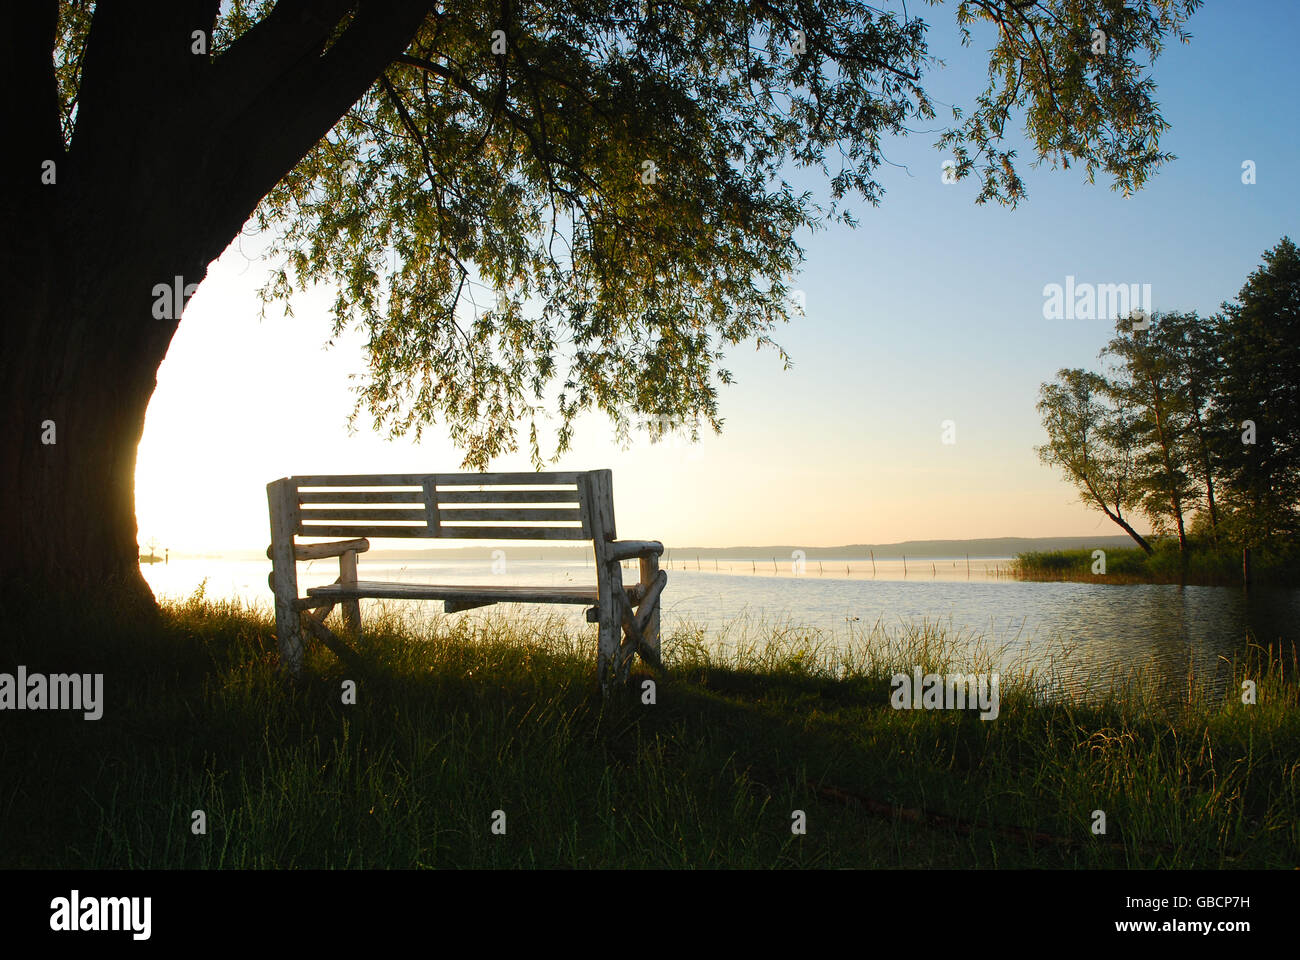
0 0 431 619
0 242 183 613
1109 510 1155 556
0 393 156 611
1190 407 1220 547
1082 476 1154 554
1146 372 1188 562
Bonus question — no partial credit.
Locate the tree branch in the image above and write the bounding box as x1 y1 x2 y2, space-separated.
199 0 431 249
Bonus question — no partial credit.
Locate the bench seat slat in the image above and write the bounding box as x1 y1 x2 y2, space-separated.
436 508 581 522
306 581 599 604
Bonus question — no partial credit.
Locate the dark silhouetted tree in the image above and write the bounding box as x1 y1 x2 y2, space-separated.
1213 237 1300 548
1 0 1199 607
1036 367 1153 553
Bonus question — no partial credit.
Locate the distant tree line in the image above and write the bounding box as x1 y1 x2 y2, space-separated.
1036 237 1300 579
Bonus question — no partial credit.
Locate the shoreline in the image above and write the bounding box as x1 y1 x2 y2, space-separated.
3 597 1294 869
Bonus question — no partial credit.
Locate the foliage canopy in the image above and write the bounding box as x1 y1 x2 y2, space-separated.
54 0 1202 467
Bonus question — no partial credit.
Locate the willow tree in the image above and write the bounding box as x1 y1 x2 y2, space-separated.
1101 313 1201 563
1036 368 1153 553
2 0 1200 608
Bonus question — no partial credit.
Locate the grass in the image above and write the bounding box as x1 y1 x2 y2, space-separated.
1 586 1297 868
1014 540 1300 586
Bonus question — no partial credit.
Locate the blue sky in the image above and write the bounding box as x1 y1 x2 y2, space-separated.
136 1 1300 551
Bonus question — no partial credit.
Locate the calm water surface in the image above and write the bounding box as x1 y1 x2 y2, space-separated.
143 555 1300 701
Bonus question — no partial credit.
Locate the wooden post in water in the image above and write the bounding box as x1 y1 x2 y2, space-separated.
903 554 907 577
818 561 823 576
966 553 970 578
771 557 777 574
931 561 936 578
870 550 876 577
751 559 756 573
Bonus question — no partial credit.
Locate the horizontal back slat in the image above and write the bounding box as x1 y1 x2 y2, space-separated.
292 475 435 486
432 472 582 486
429 475 584 539
299 491 423 504
296 524 431 538
280 472 601 541
435 489 577 503
436 525 590 540
300 508 427 522
298 524 587 541
291 472 581 486
437 508 581 523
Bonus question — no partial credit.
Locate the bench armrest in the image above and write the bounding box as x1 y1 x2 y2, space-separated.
605 540 664 563
266 538 371 562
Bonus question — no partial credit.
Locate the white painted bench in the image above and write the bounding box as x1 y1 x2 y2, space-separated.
266 470 666 690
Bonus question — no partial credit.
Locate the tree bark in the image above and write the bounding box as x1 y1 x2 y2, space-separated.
1189 405 1220 547
1146 371 1188 563
1106 509 1155 556
1081 476 1153 554
0 231 190 610
0 0 431 613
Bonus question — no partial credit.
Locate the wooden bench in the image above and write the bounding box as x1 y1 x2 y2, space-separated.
266 470 666 691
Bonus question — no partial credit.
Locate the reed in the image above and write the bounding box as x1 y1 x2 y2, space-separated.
1 585 1295 868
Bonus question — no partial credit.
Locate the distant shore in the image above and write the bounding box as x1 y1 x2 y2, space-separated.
162 535 1142 564
1013 545 1300 588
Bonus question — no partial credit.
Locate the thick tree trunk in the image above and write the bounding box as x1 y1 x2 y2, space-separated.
0 240 186 612
1 389 156 610
0 0 430 618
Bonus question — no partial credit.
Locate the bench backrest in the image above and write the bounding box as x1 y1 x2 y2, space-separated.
268 471 616 542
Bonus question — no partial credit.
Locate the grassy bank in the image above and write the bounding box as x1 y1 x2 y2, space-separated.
1 589 1297 868
1014 540 1300 586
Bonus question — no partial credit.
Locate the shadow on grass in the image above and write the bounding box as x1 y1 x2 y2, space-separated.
1 585 1295 868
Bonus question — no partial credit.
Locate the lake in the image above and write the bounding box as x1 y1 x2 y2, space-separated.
142 554 1300 702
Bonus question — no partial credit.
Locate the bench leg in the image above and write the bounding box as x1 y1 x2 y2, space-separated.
596 560 621 693
617 605 637 683
268 478 305 677
637 554 662 669
339 549 361 638
614 591 646 682
273 594 304 677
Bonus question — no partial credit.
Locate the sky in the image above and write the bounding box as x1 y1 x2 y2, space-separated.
135 1 1300 553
